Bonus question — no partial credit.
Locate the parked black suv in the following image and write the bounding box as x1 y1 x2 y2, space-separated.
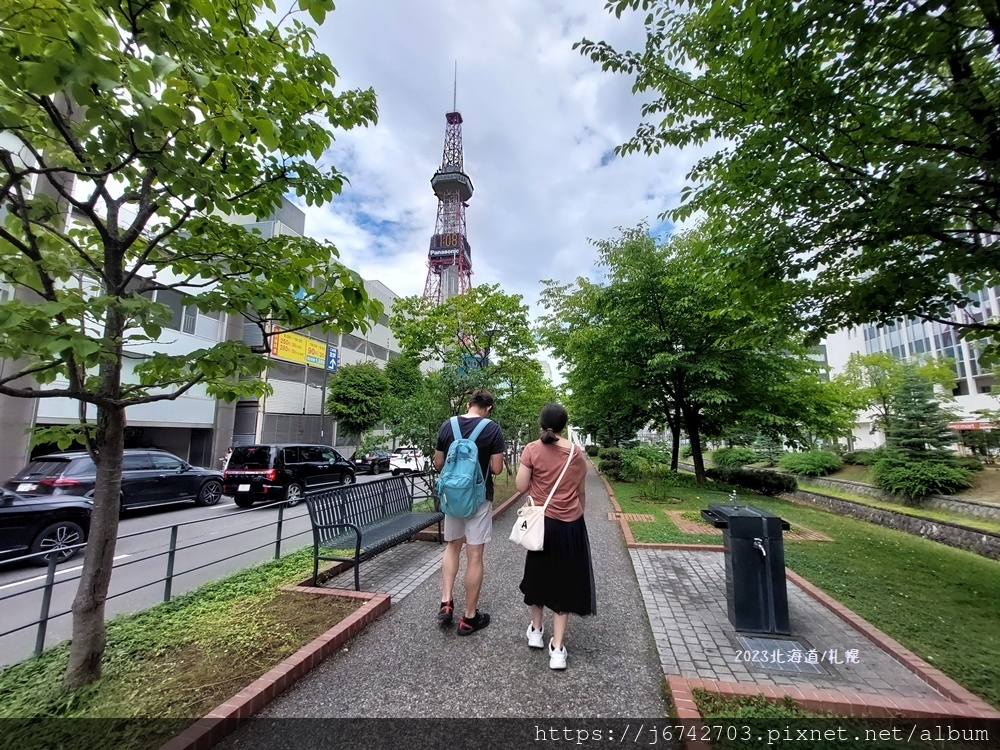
349 449 392 475
223 444 356 508
0 489 92 566
5 449 224 511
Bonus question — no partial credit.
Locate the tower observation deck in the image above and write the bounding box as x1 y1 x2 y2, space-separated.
423 106 474 305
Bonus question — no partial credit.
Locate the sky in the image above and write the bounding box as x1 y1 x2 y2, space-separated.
295 0 705 376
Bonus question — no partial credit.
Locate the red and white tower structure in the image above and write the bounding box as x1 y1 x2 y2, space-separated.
422 79 474 304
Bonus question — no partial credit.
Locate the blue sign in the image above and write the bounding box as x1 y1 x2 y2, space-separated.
326 345 339 372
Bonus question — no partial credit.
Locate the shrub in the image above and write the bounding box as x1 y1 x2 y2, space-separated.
705 467 797 496
871 454 973 500
951 455 984 473
680 444 693 459
712 446 759 468
619 443 674 481
585 445 599 457
778 450 843 477
597 447 622 461
598 458 625 481
850 448 884 466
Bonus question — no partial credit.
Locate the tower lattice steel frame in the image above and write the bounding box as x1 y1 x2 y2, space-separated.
422 103 474 304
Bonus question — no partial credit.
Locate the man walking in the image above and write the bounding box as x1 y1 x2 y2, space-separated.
434 388 505 635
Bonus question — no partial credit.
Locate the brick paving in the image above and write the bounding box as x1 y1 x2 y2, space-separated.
320 538 442 602
631 548 943 699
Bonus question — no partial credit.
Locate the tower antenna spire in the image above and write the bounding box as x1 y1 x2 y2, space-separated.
453 61 457 111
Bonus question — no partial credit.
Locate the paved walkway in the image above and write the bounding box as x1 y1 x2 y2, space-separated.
218 464 666 744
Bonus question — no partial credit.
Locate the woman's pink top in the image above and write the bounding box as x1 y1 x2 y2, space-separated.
519 440 589 521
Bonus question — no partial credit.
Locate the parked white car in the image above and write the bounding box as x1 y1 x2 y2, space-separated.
389 447 427 475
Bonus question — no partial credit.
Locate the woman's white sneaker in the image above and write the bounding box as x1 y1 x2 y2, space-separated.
548 638 567 670
527 624 545 649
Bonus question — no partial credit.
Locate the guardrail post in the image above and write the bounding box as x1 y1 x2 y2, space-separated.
164 525 178 601
34 553 59 656
275 502 284 560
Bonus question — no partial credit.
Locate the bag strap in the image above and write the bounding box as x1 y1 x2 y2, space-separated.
467 417 491 443
449 416 461 442
535 442 576 511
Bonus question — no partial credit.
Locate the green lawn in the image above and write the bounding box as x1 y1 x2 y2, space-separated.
609 475 1000 709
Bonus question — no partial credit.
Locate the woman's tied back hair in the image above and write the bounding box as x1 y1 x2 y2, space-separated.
539 403 569 444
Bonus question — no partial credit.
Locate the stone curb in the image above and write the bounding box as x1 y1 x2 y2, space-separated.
159 586 390 750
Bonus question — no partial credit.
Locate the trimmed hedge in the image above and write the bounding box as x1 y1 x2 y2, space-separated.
585 445 599 457
598 458 625 481
597 448 622 461
778 450 843 477
712 446 759 468
705 466 797 496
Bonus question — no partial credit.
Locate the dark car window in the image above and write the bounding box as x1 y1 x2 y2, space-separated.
67 457 97 475
321 448 338 463
149 455 183 471
281 447 300 465
228 446 272 469
13 458 74 479
123 455 153 471
299 446 324 463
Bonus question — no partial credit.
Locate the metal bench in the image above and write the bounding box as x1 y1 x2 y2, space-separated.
305 473 443 590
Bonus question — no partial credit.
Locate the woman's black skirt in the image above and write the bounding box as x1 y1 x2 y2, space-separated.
519 514 596 617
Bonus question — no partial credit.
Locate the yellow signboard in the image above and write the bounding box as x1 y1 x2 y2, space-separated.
271 327 308 364
272 326 335 369
306 339 326 367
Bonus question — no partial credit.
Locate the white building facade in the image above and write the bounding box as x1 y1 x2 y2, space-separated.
822 285 999 449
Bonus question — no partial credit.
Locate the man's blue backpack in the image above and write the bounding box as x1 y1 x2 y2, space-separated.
437 416 492 518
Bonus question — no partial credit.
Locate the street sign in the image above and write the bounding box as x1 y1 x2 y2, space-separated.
326 345 339 372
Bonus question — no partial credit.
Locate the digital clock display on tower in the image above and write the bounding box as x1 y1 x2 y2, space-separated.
429 233 469 258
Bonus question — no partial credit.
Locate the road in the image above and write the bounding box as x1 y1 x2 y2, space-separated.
0 471 405 669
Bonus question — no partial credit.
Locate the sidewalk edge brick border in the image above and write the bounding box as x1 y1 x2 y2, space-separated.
158 587 391 750
783 569 998 715
667 674 998 750
596 467 725 552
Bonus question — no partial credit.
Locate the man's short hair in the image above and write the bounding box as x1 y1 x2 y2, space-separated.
468 389 494 409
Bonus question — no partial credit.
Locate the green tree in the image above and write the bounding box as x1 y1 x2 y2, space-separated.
0 0 378 688
886 373 959 462
871 371 972 499
836 353 957 436
754 434 785 467
325 362 390 441
578 0 1000 356
539 224 819 481
390 283 537 390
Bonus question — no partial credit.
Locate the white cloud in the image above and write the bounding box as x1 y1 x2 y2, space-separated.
295 0 704 355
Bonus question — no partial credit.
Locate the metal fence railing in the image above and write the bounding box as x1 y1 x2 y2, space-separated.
0 472 437 662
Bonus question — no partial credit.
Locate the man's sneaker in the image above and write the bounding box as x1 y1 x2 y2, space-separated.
457 610 491 636
526 623 545 649
549 638 567 670
438 600 454 626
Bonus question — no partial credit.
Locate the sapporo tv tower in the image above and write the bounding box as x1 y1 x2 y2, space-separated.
422 67 474 304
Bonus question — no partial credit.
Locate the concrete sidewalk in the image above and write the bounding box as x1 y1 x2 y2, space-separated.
218 463 666 740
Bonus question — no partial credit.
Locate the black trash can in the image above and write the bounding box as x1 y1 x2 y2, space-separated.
701 503 791 635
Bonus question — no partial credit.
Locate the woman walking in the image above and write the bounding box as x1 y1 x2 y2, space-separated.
515 403 596 670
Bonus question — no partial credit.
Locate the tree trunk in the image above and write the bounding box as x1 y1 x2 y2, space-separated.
669 405 681 471
64 300 126 690
682 403 706 483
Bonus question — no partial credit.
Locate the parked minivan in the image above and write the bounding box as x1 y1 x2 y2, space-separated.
222 444 356 508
